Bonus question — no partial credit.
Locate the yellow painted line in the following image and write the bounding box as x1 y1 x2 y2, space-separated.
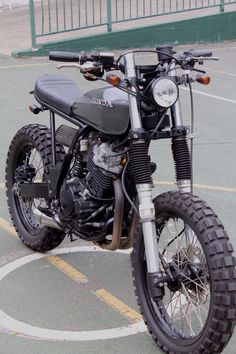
0 216 142 324
1 180 236 193
0 217 17 238
154 181 236 193
0 216 142 323
94 288 142 322
47 255 141 323
47 255 88 283
193 183 236 193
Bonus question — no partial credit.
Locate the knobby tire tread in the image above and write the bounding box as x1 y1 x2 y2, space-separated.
5 124 66 252
131 191 236 354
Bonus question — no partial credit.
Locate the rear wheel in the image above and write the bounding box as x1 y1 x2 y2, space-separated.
131 191 236 353
5 124 66 251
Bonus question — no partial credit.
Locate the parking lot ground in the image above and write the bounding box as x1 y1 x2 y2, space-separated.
0 41 236 354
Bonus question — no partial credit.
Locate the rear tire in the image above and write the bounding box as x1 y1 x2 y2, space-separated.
5 124 66 251
131 191 236 353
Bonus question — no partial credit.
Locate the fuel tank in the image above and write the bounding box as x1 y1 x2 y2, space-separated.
72 86 129 135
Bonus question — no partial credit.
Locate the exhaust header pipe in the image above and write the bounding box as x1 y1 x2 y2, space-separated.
33 208 62 230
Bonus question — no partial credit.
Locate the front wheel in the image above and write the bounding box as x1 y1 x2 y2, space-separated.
131 191 236 353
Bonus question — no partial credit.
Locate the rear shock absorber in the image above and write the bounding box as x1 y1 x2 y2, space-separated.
171 136 192 193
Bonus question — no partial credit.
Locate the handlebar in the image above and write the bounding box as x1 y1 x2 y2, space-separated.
49 51 81 62
49 50 115 69
175 49 218 66
183 50 212 58
49 48 218 78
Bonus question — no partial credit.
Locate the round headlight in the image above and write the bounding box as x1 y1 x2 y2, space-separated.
151 77 179 108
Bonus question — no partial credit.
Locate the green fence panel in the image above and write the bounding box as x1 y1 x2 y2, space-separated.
29 0 236 47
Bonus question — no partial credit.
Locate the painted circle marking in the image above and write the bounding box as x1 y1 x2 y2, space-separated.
0 245 146 341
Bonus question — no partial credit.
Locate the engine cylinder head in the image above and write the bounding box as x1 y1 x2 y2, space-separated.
86 153 114 199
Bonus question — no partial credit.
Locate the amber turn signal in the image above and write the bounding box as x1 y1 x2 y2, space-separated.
197 75 211 85
120 157 127 167
106 74 121 86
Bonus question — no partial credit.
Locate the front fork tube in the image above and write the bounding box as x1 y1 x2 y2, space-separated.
171 101 194 244
171 89 192 193
136 184 160 274
172 135 192 194
125 52 161 296
169 61 193 193
137 184 165 298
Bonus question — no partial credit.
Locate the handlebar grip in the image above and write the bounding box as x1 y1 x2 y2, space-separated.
49 51 80 62
184 50 212 58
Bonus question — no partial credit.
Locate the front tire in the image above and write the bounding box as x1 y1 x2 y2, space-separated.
131 191 236 353
5 124 66 251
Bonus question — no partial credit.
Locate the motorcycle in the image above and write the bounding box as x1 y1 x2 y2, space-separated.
5 46 236 353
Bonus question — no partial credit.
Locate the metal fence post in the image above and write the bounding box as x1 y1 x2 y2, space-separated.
220 0 225 12
29 0 37 47
107 0 112 32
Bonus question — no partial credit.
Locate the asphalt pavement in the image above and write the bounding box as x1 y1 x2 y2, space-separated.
0 41 236 354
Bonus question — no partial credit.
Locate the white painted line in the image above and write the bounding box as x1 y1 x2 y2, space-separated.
206 46 236 52
0 309 146 341
204 66 236 77
181 87 236 105
0 63 51 70
0 246 146 341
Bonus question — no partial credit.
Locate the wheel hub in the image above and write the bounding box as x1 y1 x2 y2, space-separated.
15 164 36 182
166 263 182 292
172 246 209 304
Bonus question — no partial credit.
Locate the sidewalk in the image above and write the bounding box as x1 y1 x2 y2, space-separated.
0 5 31 55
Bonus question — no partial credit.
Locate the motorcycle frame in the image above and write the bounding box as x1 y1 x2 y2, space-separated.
24 52 192 276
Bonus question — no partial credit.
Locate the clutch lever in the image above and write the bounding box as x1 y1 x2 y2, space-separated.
56 62 97 71
187 56 219 61
186 56 219 65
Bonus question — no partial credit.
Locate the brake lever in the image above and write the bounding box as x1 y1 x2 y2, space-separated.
57 63 82 69
56 62 96 70
186 56 219 62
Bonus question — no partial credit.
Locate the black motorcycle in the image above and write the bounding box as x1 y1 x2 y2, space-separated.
5 46 236 353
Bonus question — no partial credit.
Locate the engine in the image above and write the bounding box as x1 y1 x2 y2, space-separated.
59 135 125 234
86 142 124 199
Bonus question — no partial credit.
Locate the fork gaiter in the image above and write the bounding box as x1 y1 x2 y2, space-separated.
129 140 152 185
171 136 192 181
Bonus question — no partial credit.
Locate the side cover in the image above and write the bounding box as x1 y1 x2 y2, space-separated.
72 86 130 135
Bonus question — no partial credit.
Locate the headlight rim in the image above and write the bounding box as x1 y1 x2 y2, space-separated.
151 77 179 108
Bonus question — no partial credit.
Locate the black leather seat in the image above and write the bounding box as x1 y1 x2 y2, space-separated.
34 75 84 115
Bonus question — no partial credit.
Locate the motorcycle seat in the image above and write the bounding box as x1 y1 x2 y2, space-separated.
34 75 85 115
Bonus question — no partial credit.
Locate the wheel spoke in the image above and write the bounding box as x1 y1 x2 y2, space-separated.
157 215 210 337
181 282 205 329
180 272 209 293
132 192 234 352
